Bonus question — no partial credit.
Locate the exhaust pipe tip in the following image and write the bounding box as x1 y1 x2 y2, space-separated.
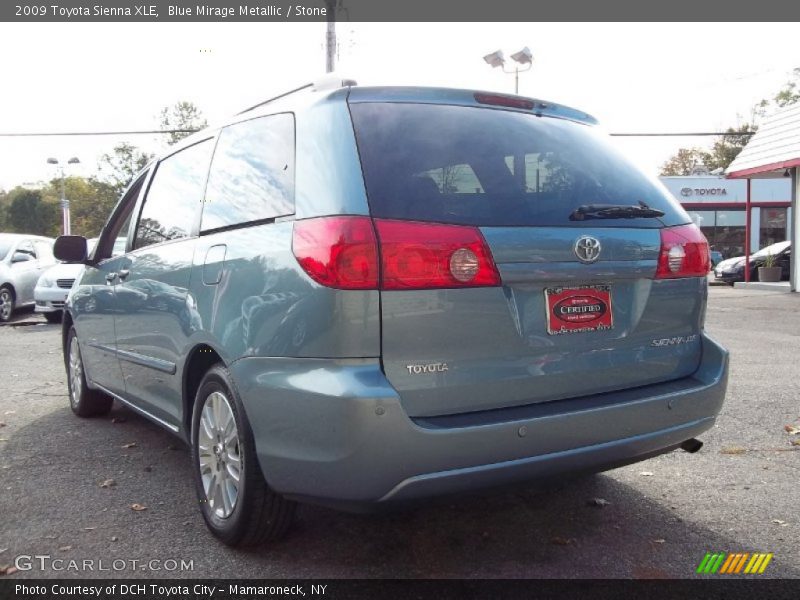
680 438 703 453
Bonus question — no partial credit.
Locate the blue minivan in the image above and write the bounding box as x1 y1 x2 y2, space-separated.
54 79 728 547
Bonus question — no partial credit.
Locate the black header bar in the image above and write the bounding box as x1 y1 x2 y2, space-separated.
1 579 797 600
3 0 800 22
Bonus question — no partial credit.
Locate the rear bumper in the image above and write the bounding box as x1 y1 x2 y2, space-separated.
231 334 728 510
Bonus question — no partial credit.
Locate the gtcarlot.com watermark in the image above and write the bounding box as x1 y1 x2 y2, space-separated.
13 555 194 573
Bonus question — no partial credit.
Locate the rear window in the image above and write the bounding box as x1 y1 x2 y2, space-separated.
350 103 689 228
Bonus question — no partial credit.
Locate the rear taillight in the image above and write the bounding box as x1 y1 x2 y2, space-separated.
292 217 501 290
292 216 379 289
375 220 500 289
656 224 710 279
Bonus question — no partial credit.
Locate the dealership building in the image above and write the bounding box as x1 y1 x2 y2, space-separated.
658 175 791 260
725 101 800 291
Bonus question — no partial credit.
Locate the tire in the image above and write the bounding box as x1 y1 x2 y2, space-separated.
65 327 113 417
0 286 15 322
44 311 62 324
191 364 296 547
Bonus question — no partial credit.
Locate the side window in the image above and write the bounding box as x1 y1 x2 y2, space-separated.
111 211 133 256
419 164 484 194
505 153 559 193
16 240 36 259
201 113 295 232
93 172 147 261
134 140 213 250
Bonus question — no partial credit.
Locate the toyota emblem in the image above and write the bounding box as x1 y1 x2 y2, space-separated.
574 236 602 263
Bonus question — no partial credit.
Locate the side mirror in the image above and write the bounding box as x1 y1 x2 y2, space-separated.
11 252 32 263
54 235 88 263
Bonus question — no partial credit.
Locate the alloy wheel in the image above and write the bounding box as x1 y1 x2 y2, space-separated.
68 336 83 407
197 391 242 519
0 290 12 321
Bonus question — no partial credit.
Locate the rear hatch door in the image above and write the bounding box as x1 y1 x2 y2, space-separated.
349 95 706 418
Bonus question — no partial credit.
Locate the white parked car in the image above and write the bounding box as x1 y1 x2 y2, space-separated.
35 238 126 323
34 261 87 323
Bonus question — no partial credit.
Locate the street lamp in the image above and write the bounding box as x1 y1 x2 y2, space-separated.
483 46 533 94
47 156 80 235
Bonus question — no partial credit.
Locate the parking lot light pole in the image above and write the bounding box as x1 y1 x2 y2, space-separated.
324 0 336 73
47 156 80 235
483 47 534 94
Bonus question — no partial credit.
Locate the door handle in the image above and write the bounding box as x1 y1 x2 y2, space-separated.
105 272 117 284
118 269 130 280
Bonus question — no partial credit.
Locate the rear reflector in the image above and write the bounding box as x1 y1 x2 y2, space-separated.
656 224 710 279
375 220 501 289
292 217 501 290
292 216 379 289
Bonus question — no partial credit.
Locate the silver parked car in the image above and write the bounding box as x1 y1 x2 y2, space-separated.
0 233 56 322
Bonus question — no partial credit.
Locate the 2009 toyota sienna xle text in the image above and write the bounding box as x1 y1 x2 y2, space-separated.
54 79 729 547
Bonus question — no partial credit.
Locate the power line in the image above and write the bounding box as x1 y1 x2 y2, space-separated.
0 129 197 137
610 132 755 137
0 129 757 138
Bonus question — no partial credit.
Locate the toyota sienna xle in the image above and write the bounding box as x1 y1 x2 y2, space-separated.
53 79 729 547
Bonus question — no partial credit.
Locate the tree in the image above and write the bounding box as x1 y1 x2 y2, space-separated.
660 148 712 176
704 124 754 171
0 188 8 230
79 179 119 237
756 67 800 116
159 101 208 146
97 143 153 195
40 176 119 238
439 164 467 193
4 187 59 236
660 124 755 176
660 70 800 176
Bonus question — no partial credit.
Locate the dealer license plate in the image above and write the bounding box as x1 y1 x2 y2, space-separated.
545 285 613 335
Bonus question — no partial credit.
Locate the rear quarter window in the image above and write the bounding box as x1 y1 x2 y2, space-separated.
349 103 689 228
201 113 295 232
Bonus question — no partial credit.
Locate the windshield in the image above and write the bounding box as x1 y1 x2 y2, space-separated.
752 240 790 259
350 102 690 228
0 239 13 261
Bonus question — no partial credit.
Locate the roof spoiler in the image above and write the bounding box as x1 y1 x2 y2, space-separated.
237 74 357 115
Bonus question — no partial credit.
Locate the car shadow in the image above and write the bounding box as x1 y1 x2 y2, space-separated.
2 401 797 579
0 305 46 327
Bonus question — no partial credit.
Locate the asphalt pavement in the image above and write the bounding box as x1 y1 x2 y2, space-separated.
1 286 799 579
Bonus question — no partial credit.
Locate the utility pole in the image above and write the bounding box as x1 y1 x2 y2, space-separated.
325 0 336 73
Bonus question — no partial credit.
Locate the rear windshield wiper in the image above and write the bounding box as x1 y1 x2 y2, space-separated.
569 203 665 221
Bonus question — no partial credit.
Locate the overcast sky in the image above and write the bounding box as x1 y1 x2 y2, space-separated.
0 22 797 190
